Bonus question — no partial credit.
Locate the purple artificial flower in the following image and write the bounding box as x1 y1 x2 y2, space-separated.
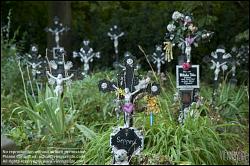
122 103 134 113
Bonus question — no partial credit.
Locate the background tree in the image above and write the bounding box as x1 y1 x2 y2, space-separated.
1 1 249 82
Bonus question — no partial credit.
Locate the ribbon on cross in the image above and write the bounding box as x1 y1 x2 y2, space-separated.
163 41 173 62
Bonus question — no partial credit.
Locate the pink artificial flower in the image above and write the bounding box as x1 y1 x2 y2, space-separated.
182 62 191 71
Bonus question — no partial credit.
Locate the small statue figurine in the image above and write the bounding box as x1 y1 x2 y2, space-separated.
45 16 70 48
112 148 129 165
107 25 124 63
109 76 151 127
46 71 74 97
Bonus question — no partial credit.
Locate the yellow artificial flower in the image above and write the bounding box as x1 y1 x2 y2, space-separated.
145 96 160 115
163 41 173 62
116 88 125 97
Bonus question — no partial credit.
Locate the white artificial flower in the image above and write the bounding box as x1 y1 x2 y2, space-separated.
184 15 192 24
66 79 72 86
64 61 73 70
48 78 55 85
221 64 228 71
172 11 184 21
170 34 175 40
167 24 176 32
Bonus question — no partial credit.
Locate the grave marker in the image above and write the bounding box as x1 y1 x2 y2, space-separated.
107 25 124 67
73 39 100 77
110 127 143 157
45 16 70 49
22 45 46 96
98 52 160 164
150 45 165 75
164 11 213 123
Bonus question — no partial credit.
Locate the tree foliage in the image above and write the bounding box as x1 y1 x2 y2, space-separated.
1 1 249 76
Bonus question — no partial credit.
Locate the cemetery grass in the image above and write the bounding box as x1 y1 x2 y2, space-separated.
1 70 249 165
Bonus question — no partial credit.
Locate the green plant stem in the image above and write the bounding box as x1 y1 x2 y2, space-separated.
138 45 159 82
18 60 28 103
26 65 35 100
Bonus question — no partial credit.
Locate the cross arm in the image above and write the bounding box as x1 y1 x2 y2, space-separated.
98 79 117 93
73 51 79 58
35 61 43 67
146 82 160 96
107 32 114 38
118 32 124 38
62 73 74 81
46 71 57 80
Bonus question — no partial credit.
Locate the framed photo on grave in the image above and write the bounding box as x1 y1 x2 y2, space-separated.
176 65 200 89
110 127 144 157
53 47 65 59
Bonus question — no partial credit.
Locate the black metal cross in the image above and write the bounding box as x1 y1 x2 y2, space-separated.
98 52 160 127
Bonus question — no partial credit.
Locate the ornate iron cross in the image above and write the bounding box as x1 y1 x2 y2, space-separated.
208 45 233 83
73 39 100 77
150 45 165 75
163 11 213 124
98 52 160 128
25 44 44 81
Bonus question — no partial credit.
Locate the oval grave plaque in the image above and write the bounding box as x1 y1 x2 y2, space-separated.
110 127 143 157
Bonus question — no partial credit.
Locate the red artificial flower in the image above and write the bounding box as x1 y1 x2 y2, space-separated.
182 62 191 71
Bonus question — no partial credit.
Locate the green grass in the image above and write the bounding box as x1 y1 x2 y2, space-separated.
1 70 249 165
